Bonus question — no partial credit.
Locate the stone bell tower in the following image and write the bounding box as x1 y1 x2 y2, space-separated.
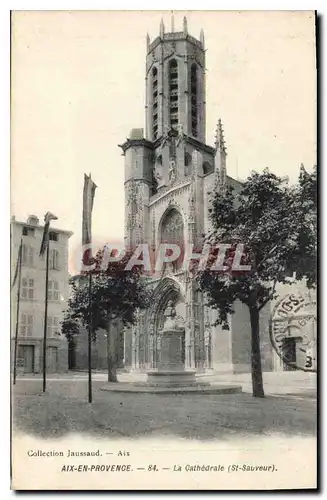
145 16 206 144
120 16 238 374
120 16 210 249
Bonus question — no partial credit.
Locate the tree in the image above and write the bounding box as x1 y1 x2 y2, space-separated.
61 305 80 342
196 167 317 398
62 251 151 382
289 164 317 287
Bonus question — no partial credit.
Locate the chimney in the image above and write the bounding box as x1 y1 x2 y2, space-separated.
27 215 39 226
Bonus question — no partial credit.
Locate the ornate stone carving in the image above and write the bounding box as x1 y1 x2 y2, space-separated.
162 300 184 331
126 213 134 231
160 127 170 150
162 209 183 235
188 181 196 208
176 124 184 147
153 152 165 188
125 180 143 231
126 180 138 207
151 214 156 247
149 180 191 206
191 149 202 177
154 165 164 188
169 159 177 185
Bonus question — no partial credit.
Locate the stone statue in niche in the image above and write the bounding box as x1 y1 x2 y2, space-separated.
154 167 164 188
169 159 177 185
176 124 184 146
160 126 170 151
163 300 184 331
154 155 165 188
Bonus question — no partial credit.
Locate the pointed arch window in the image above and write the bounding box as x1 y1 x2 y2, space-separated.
152 66 158 140
160 208 184 272
169 59 178 129
191 63 198 137
203 162 214 176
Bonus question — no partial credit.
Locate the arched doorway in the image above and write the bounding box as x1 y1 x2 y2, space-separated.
148 277 186 368
270 292 317 372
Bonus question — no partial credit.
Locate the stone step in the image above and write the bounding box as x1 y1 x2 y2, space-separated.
99 383 242 395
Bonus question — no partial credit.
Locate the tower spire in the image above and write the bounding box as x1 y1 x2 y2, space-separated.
160 18 165 38
214 118 227 154
183 16 188 36
171 11 175 32
214 119 227 191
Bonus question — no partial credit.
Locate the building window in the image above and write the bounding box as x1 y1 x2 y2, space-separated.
169 59 178 129
49 232 59 242
20 314 33 337
49 249 60 270
152 66 158 140
22 226 35 237
47 317 60 338
48 280 60 301
22 244 34 267
21 278 34 299
190 63 198 137
203 162 214 176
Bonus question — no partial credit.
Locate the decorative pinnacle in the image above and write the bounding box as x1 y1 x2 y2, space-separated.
200 28 205 47
146 32 150 51
171 12 175 32
183 16 188 35
214 118 227 153
160 18 165 37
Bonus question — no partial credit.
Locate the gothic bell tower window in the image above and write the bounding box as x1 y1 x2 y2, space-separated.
191 63 198 137
169 59 179 129
152 66 158 140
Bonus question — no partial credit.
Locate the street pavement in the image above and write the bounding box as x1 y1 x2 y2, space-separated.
16 370 317 398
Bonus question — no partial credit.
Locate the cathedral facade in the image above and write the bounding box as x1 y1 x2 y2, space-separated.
119 18 316 375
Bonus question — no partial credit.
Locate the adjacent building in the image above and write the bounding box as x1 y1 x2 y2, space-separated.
11 214 73 373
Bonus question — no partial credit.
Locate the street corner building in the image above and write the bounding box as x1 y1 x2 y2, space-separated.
11 215 73 374
119 18 317 375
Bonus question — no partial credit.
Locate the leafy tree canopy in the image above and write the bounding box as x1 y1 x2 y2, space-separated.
197 166 317 329
61 250 151 339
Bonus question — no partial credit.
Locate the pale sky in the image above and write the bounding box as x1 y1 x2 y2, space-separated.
11 10 316 272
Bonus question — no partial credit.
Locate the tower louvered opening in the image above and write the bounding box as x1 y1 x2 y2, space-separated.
152 66 158 140
169 59 178 129
191 63 198 137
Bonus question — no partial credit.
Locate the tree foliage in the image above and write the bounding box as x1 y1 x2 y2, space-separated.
198 167 317 322
62 249 151 335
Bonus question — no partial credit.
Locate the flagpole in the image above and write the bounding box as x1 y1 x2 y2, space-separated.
83 172 97 403
42 239 50 392
13 239 23 385
88 271 92 403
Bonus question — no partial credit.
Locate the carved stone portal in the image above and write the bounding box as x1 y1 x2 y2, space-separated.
146 299 203 387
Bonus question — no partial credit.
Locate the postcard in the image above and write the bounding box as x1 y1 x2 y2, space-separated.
11 10 317 490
